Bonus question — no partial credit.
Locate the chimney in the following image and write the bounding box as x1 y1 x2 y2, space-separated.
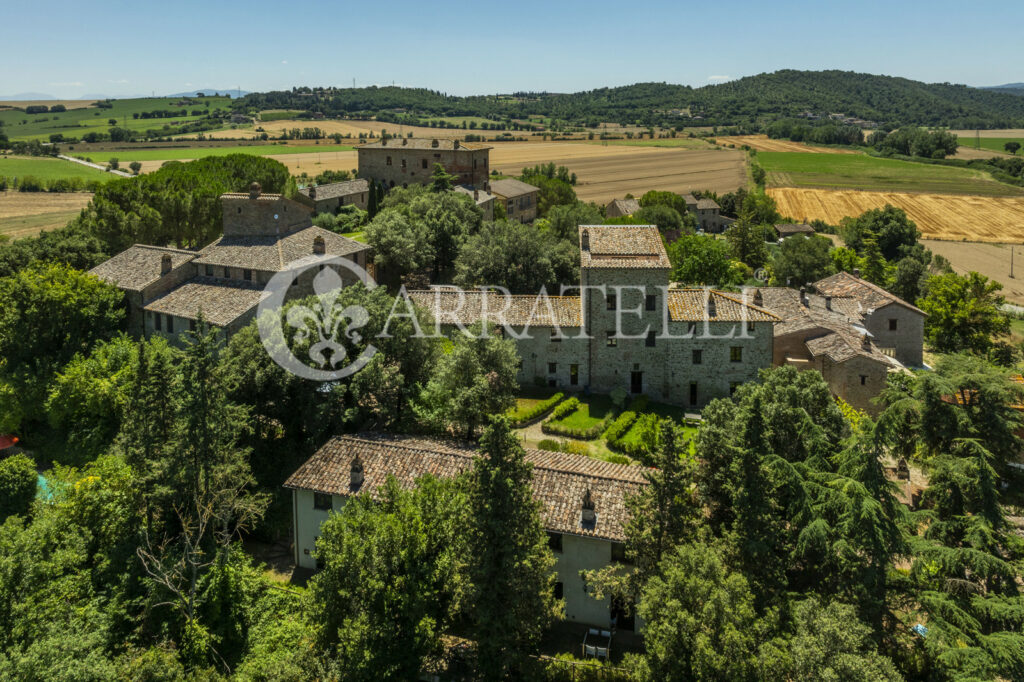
160 253 172 275
825 295 832 310
580 489 596 525
248 181 261 199
474 189 479 200
799 287 808 307
581 229 590 251
707 293 717 318
453 140 459 149
752 288 763 307
381 138 387 146
852 267 861 278
313 235 326 255
862 334 871 350
350 455 364 489
309 185 317 200
401 137 408 145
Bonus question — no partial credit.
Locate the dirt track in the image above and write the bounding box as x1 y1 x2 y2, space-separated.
768 187 1024 242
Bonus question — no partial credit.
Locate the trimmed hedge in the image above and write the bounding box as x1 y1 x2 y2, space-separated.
548 397 580 421
509 393 565 428
542 409 615 440
604 411 638 446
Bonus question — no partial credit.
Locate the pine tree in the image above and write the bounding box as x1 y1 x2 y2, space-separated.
466 416 557 679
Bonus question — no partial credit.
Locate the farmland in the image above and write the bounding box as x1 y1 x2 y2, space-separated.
591 137 715 150
73 144 354 166
0 99 97 111
759 151 1024 196
0 96 233 141
712 134 858 154
955 137 1024 154
0 155 112 182
0 191 92 239
921 239 1024 305
767 187 1024 242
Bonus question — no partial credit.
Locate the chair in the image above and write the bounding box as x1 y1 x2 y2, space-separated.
585 645 597 657
589 627 599 636
596 647 608 659
600 629 611 638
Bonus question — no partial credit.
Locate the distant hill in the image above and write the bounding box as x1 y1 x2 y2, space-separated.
984 83 1024 97
236 71 1024 130
0 92 57 101
166 89 249 98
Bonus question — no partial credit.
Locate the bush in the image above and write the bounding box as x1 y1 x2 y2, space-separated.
604 411 638 444
563 440 592 457
509 392 565 427
17 175 45 192
542 410 615 440
537 439 562 452
0 453 36 520
549 397 580 421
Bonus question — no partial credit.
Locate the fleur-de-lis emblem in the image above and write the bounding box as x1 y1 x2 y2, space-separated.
285 267 370 369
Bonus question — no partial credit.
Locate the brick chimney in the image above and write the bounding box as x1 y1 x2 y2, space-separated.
862 334 871 350
160 253 172 275
825 295 832 310
752 288 763 307
350 455 364 489
580 488 596 525
799 287 808 307
581 229 590 251
309 185 317 200
453 140 459 149
381 138 388 146
852 267 861 278
313 235 326 255
401 137 408 146
248 181 261 199
474 189 479 200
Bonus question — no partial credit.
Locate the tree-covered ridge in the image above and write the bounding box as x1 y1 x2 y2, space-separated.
234 70 1024 129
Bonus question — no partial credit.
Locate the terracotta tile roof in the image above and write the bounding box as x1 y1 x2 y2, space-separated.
221 192 285 202
696 198 720 210
814 271 925 315
89 245 197 292
579 225 672 269
607 198 640 215
489 178 539 198
682 193 698 205
197 226 368 272
283 433 648 542
774 223 815 237
143 278 267 326
666 289 780 322
357 138 490 151
300 179 369 201
407 290 583 327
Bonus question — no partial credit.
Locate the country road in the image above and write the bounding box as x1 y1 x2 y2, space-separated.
58 154 133 178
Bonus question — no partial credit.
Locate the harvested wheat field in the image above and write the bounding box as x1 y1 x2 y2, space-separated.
0 191 92 239
712 134 857 154
922 239 1024 305
0 99 97 111
768 187 1024 242
948 129 1024 138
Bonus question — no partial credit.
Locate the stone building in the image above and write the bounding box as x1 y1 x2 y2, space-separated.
298 179 369 213
773 223 816 240
285 433 648 630
90 184 372 341
454 184 496 221
605 198 641 219
489 178 540 223
409 225 778 407
814 271 926 367
759 286 901 413
357 138 491 189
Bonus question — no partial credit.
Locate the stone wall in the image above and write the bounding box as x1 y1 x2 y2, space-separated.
864 303 924 367
358 146 490 189
221 195 312 237
819 354 889 414
497 190 538 223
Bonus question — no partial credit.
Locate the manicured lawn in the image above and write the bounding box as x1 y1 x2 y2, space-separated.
758 151 1024 196
957 137 1024 155
72 144 354 164
0 155 110 181
548 395 615 431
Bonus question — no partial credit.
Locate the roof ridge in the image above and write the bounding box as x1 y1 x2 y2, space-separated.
129 244 197 255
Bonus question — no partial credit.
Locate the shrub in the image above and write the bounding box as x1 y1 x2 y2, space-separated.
604 411 638 445
563 440 591 457
0 453 36 520
537 439 562 452
17 175 44 192
542 411 615 440
549 397 580 421
509 392 565 427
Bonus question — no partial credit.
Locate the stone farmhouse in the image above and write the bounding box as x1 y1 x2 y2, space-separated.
773 222 816 240
758 271 925 413
90 184 372 341
681 194 732 233
298 178 369 213
285 433 648 630
357 138 491 189
410 225 778 408
489 178 540 223
454 184 496 221
605 198 640 219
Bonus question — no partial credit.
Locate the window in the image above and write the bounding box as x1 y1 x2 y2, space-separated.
570 364 579 386
189 319 196 332
646 330 656 347
606 294 617 311
747 321 755 333
645 293 657 311
689 382 698 405
548 362 557 374
165 315 173 334
692 349 702 364
547 532 563 553
550 328 561 343
889 318 898 331
154 313 162 332
401 158 407 169
421 158 427 169
554 582 564 600
730 346 743 363
860 375 868 386
386 155 392 166
313 493 332 511
224 266 231 278
205 264 213 277
243 269 252 281
606 332 617 347
612 542 630 564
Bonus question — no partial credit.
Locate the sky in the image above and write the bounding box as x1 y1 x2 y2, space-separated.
3 0 1023 99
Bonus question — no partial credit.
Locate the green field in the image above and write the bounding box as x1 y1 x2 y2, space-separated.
589 137 714 150
258 110 306 122
758 151 1024 196
0 155 111 181
957 137 1024 155
0 96 234 141
72 144 354 164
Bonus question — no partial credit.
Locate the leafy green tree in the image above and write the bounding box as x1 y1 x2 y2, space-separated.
725 221 770 269
429 162 456 192
417 327 519 439
666 233 738 286
633 204 683 232
454 220 578 293
0 453 36 521
310 476 469 681
467 417 558 679
364 208 434 286
918 271 1009 354
545 202 602 241
129 161 142 175
839 205 921 261
889 256 927 304
1006 141 1021 155
521 174 577 217
739 192 781 225
771 234 834 287
860 235 888 285
639 189 690 216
